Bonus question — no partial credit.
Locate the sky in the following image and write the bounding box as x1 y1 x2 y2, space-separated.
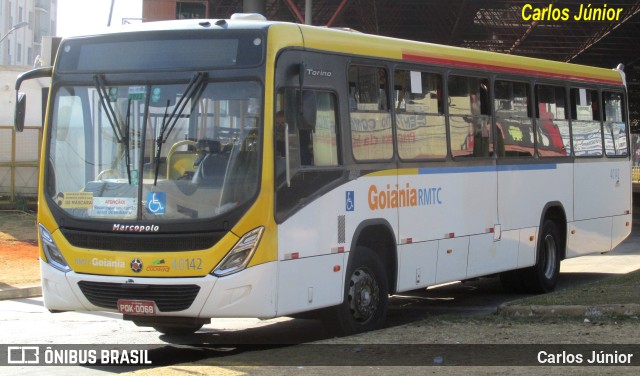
57 0 143 37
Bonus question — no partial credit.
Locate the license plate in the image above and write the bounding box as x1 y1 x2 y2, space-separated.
117 299 157 315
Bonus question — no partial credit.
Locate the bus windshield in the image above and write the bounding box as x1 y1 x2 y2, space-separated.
47 80 262 221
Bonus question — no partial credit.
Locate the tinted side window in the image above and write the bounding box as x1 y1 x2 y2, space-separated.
394 70 446 159
603 91 628 157
275 89 344 222
275 89 339 176
495 80 533 157
448 75 491 158
571 88 602 157
536 85 570 157
349 66 393 161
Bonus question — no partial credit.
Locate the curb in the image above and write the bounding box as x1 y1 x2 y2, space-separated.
497 303 640 317
0 285 42 301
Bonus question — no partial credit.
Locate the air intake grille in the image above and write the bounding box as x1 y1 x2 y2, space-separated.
338 215 346 244
78 281 200 312
61 228 225 252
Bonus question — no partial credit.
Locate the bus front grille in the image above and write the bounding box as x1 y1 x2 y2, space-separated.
78 281 200 312
60 228 225 252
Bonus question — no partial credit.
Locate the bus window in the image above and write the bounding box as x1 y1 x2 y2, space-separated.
313 92 340 166
448 75 491 157
348 65 393 161
536 85 570 157
571 88 602 157
49 91 87 195
603 91 628 156
275 89 343 222
276 89 339 171
394 70 446 159
495 80 532 157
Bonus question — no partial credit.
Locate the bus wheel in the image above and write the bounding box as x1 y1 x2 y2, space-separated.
153 324 203 336
327 246 388 336
523 220 561 293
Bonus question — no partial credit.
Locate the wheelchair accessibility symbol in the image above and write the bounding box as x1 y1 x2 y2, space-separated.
146 192 166 215
346 191 354 212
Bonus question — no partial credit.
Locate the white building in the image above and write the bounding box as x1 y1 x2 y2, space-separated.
1 1 56 198
1 0 57 66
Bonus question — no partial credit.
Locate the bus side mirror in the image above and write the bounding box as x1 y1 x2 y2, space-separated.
14 66 54 132
14 92 26 132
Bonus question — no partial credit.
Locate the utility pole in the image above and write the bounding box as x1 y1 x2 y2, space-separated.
108 0 116 26
243 0 266 14
305 0 313 25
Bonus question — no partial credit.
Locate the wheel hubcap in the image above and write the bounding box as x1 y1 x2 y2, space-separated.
542 234 557 280
348 267 380 323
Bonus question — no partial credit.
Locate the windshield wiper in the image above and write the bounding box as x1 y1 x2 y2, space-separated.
153 72 208 185
94 75 124 143
94 75 132 184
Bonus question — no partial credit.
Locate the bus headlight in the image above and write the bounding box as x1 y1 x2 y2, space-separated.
39 224 71 272
212 227 264 277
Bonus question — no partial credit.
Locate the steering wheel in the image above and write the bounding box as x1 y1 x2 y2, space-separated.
96 169 122 180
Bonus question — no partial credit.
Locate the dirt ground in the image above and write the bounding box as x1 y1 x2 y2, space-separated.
0 211 40 287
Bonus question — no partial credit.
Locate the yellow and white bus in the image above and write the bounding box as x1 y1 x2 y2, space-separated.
15 14 631 335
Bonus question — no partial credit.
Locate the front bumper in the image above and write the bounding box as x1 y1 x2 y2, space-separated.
40 259 277 319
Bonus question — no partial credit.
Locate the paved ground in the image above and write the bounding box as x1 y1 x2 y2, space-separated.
2 198 640 374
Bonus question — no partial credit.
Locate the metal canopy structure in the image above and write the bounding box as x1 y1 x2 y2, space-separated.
166 0 640 129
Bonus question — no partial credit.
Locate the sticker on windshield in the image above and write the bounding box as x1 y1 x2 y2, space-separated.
56 192 93 209
108 87 119 102
92 197 137 217
146 192 166 215
130 170 139 186
151 87 162 103
128 86 146 100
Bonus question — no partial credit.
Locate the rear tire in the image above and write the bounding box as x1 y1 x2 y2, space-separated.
522 220 561 293
324 246 388 336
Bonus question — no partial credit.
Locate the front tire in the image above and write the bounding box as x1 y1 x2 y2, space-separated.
325 246 388 336
522 220 561 293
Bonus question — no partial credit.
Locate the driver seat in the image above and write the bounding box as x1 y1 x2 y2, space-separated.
192 140 226 186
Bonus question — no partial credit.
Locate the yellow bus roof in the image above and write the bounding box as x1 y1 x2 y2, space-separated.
290 24 623 87
68 18 623 87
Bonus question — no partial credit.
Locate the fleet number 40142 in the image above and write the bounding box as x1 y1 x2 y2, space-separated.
172 258 203 270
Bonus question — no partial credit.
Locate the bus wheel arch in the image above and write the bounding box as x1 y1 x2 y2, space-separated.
540 202 567 261
329 245 389 335
349 219 398 294
523 203 567 293
500 202 567 294
324 219 396 335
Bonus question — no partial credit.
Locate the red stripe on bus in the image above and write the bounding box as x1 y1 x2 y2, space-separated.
402 53 622 86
